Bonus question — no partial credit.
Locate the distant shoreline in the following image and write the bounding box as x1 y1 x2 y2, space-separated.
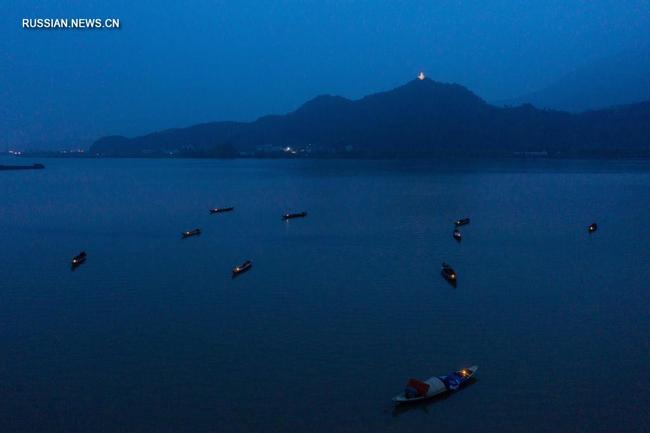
5 152 650 161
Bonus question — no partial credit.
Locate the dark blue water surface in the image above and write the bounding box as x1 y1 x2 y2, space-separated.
1 157 649 433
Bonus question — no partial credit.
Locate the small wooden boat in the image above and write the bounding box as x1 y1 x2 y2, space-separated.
453 229 462 242
455 218 470 227
283 211 307 220
71 251 87 268
588 223 598 233
209 207 234 214
232 260 252 277
393 366 478 404
441 262 457 287
181 228 201 238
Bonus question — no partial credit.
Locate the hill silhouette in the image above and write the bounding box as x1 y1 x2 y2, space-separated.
502 49 650 112
91 78 650 158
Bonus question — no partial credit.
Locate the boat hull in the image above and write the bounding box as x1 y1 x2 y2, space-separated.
441 270 457 287
232 261 253 277
283 212 307 220
181 229 201 238
393 365 478 404
70 259 86 269
0 163 45 171
210 207 234 214
70 253 87 270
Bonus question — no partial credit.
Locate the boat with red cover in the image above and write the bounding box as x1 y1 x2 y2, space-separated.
392 366 478 403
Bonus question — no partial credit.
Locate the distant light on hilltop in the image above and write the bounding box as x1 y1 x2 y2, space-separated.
418 72 425 80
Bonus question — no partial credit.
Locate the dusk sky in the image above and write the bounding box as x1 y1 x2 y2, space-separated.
2 0 650 150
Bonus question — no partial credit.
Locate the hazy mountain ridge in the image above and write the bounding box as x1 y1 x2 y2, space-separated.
90 79 650 158
501 49 650 112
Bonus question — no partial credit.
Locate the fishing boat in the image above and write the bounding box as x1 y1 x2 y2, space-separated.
453 229 462 242
232 260 252 277
209 207 234 214
588 223 598 233
181 228 201 238
283 211 307 220
441 262 457 287
455 218 470 227
393 366 478 404
71 251 87 268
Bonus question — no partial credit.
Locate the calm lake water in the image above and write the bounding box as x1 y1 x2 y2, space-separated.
1 157 649 433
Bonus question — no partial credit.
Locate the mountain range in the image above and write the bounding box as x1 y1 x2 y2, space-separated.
502 49 650 112
90 78 650 158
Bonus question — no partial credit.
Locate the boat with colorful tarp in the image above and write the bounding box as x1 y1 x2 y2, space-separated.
392 366 478 403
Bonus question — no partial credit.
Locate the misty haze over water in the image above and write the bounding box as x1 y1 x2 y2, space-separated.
1 157 648 433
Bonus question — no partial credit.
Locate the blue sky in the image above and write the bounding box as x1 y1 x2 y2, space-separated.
2 0 650 150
